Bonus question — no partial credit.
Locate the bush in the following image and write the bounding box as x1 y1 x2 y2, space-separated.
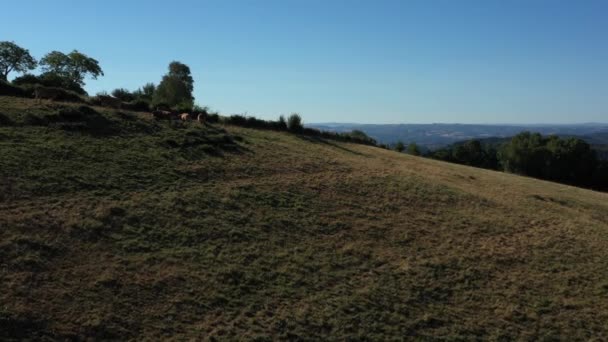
287 113 303 133
111 88 135 102
12 73 87 95
10 74 40 87
27 86 85 103
407 143 421 156
0 81 27 97
278 115 287 130
52 88 86 102
121 100 150 112
207 112 220 123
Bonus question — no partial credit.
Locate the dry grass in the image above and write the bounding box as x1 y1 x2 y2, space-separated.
1 96 608 340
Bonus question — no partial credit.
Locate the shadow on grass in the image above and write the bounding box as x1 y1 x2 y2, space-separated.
0 313 53 340
160 123 253 158
296 134 368 156
24 105 121 136
0 112 14 126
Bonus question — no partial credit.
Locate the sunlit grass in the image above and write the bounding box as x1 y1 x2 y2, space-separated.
1 96 608 339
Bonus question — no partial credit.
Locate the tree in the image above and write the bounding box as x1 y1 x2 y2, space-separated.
544 136 597 184
453 140 481 164
142 83 156 97
407 142 421 156
132 83 156 103
40 50 103 87
287 113 303 132
168 61 194 93
394 141 405 152
0 41 37 81
278 115 287 130
111 88 135 102
498 132 548 178
153 61 194 110
498 132 598 186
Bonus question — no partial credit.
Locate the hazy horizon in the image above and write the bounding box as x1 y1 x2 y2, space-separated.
3 0 607 124
308 121 608 126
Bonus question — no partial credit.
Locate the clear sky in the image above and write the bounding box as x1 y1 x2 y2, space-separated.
2 0 607 124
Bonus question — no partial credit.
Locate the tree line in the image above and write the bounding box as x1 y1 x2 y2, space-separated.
0 41 197 112
0 41 377 146
424 133 608 191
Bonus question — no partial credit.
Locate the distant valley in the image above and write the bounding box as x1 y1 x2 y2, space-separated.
308 123 608 150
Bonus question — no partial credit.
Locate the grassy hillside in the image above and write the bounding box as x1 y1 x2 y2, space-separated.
2 96 608 340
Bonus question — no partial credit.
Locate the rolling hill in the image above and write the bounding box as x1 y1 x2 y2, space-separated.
2 96 608 340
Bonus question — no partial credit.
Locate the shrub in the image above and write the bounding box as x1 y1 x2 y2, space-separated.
111 88 135 102
13 72 87 95
278 115 287 130
121 100 150 112
207 112 220 123
30 86 85 103
287 113 303 133
193 104 209 114
0 81 27 97
10 74 41 87
174 101 193 113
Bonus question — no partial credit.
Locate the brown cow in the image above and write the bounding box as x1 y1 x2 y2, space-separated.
179 113 190 121
197 113 205 124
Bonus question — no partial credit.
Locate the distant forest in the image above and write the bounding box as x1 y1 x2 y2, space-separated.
425 132 608 191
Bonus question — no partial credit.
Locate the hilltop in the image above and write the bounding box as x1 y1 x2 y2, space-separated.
1 97 608 340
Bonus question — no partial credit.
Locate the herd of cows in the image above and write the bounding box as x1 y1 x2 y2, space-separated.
32 86 206 123
151 110 206 123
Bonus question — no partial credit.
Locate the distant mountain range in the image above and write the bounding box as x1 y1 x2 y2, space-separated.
307 123 608 150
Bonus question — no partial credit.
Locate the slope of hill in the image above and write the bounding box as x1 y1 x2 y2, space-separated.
2 97 608 340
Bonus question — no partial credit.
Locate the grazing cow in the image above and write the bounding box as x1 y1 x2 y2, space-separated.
97 95 122 109
197 113 205 124
179 113 190 121
34 87 64 102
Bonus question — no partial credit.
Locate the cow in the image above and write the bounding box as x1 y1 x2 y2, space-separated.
179 113 190 121
34 87 64 102
96 95 122 109
197 113 205 124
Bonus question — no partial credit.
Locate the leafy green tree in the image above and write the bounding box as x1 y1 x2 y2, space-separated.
544 136 597 184
499 132 598 185
141 83 156 100
287 113 303 132
111 88 135 102
39 50 103 87
153 61 194 110
0 41 37 81
278 115 287 130
498 132 548 177
394 141 405 152
407 142 421 156
453 140 482 165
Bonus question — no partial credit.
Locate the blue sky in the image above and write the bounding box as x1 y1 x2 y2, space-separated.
2 0 607 123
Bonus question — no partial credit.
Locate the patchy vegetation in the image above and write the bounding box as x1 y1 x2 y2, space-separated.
2 97 608 340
